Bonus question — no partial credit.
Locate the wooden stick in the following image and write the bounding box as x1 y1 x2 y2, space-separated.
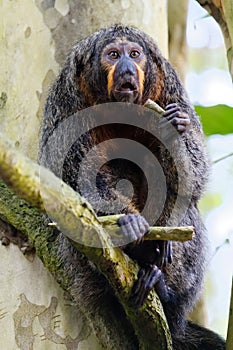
98 215 194 242
144 99 165 114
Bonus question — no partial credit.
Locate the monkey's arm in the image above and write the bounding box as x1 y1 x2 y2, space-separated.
120 103 207 307
182 125 209 200
145 99 209 200
153 58 209 200
158 102 209 201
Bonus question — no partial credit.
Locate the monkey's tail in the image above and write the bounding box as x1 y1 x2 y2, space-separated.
172 321 226 350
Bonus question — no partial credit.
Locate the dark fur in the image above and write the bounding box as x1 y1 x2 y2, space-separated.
39 25 225 349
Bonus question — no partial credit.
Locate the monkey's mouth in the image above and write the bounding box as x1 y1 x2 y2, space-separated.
113 81 139 102
117 82 137 92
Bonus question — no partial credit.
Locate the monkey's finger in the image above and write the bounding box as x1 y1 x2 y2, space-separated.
131 268 147 296
163 241 170 267
131 279 149 307
131 267 158 307
162 242 168 267
165 110 190 121
144 265 162 289
170 117 190 127
176 124 188 132
163 107 180 118
127 214 148 241
117 215 138 241
132 286 149 308
136 215 150 237
127 215 141 241
123 222 138 241
164 103 179 111
167 241 173 264
157 241 173 267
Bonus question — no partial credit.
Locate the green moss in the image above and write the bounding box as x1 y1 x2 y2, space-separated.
0 179 65 277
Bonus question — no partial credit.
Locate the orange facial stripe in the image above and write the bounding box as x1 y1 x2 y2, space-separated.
107 63 117 96
135 63 145 97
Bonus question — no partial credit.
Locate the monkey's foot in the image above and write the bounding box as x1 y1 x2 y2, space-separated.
163 103 190 133
130 265 164 307
117 214 150 242
131 264 170 307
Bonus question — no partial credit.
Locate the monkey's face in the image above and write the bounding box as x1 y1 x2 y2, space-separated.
101 40 146 103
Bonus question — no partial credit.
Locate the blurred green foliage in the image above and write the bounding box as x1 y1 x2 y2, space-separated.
195 104 233 135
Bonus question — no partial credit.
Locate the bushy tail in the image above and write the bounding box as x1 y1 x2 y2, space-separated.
172 321 226 350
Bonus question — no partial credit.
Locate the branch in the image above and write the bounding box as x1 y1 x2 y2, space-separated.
213 152 233 164
196 0 233 79
0 179 141 349
99 215 194 242
144 99 165 114
0 131 173 349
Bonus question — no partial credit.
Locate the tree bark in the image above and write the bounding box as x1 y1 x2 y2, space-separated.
196 0 233 78
0 1 171 348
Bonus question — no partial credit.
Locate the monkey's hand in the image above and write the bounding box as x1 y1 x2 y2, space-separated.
117 214 150 242
130 264 169 307
163 103 190 133
117 214 172 264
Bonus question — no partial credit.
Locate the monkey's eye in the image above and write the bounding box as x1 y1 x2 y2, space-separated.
108 51 120 59
130 50 140 59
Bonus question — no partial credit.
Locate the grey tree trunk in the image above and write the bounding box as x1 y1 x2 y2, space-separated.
0 1 169 349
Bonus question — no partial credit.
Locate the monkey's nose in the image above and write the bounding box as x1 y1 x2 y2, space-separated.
114 57 137 79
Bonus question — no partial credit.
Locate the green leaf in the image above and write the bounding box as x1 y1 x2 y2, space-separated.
195 104 233 135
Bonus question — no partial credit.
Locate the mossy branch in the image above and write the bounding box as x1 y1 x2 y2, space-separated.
0 131 174 349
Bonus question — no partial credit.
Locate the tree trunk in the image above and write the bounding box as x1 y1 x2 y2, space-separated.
0 2 169 348
196 0 233 79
